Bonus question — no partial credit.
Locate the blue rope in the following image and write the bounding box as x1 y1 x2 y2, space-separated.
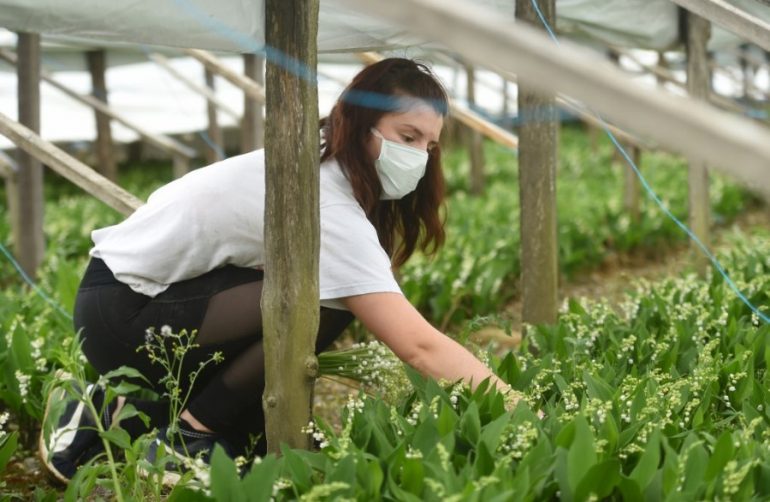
0 241 73 320
530 0 770 324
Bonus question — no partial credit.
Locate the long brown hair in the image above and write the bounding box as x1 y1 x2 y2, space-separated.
320 58 449 268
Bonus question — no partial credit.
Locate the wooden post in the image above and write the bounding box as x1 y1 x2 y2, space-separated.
86 49 117 181
262 0 320 453
172 155 189 178
204 68 224 164
465 63 485 194
15 33 44 279
686 11 712 275
516 0 558 328
501 76 509 117
242 54 265 152
0 154 21 252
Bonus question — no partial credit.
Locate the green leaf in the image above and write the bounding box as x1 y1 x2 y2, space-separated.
0 432 18 473
102 365 149 384
401 457 425 495
554 448 573 502
362 458 384 497
555 419 576 449
617 476 644 502
413 417 440 456
474 440 495 477
282 446 314 493
437 401 458 436
209 445 241 501
460 401 481 445
630 429 660 489
479 413 510 452
682 441 709 495
582 371 613 401
328 454 357 485
567 416 596 494
99 428 131 450
574 459 621 502
704 431 733 482
241 454 281 501
386 468 423 502
167 486 213 502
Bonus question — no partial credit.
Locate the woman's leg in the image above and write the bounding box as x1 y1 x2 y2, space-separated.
76 264 353 454
187 281 353 454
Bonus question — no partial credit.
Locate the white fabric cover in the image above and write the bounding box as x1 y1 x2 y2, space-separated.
0 0 764 55
90 150 402 310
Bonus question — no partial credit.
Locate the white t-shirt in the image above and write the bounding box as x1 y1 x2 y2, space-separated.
89 150 402 310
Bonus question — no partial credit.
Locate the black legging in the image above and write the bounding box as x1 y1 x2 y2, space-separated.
73 258 354 455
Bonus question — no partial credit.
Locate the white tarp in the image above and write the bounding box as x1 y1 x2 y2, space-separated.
0 0 767 56
0 0 420 54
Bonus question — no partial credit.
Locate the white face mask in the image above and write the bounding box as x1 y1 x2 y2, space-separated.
371 128 429 200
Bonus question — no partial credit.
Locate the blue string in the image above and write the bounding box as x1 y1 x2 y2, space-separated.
0 241 73 320
530 0 770 324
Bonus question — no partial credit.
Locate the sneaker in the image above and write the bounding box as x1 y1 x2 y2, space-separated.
145 420 231 486
38 373 111 484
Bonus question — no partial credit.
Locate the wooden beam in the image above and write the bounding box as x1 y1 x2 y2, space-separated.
359 52 518 149
86 49 118 182
15 33 44 279
669 0 770 52
186 49 266 104
341 0 770 200
0 49 196 161
432 50 647 149
686 12 712 275
616 48 748 115
203 67 224 163
242 54 265 152
0 111 142 215
262 0 320 453
516 0 558 327
149 52 239 120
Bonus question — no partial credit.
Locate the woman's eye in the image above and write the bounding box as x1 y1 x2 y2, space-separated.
401 135 415 143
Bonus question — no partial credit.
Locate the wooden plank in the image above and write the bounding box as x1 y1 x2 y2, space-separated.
186 49 266 103
341 0 770 201
149 52 239 120
86 50 118 182
669 0 770 52
516 0 558 327
359 52 518 149
262 0 321 453
0 49 196 160
242 53 265 152
686 12 712 275
204 67 224 163
465 62 485 194
0 111 142 215
15 32 44 279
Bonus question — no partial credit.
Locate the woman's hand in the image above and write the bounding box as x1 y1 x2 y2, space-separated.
342 292 509 394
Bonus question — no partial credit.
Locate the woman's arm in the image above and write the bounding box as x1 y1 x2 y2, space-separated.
342 292 512 395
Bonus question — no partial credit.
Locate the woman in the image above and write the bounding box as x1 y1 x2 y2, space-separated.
40 58 516 484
